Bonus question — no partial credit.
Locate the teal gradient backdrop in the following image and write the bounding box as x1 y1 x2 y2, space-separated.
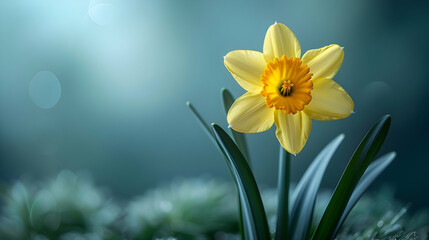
0 0 428 209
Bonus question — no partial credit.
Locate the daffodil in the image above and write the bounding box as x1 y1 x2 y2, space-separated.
224 22 354 154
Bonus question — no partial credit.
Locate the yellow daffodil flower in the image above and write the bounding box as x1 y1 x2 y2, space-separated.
224 22 354 155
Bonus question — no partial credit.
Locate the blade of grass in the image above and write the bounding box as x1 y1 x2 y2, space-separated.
290 134 345 240
221 88 250 163
275 146 291 240
186 101 248 239
312 115 391 240
220 89 250 240
212 124 271 240
237 197 248 240
186 101 216 146
333 151 396 236
239 187 256 240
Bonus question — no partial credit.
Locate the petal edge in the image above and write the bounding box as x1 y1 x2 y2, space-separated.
301 44 344 80
263 23 301 62
275 111 311 155
227 92 275 133
304 78 354 121
224 50 266 93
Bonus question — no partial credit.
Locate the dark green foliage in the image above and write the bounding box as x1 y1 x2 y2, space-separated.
290 134 344 240
313 115 391 240
1 174 428 240
211 124 271 240
188 91 404 240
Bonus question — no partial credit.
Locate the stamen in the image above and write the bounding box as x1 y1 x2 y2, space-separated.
280 80 294 96
260 56 313 114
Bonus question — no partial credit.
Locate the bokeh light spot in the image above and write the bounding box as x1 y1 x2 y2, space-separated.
88 3 117 26
29 71 61 109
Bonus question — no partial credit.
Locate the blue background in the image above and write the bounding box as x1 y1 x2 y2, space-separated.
0 0 428 209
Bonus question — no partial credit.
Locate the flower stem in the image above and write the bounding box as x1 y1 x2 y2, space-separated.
275 145 291 240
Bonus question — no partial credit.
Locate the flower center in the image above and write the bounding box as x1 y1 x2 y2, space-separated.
280 80 294 96
260 56 313 114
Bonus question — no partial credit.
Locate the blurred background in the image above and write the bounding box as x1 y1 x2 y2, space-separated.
0 0 428 210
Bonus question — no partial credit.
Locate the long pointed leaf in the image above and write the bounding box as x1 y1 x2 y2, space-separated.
238 196 250 240
186 101 217 146
187 101 248 239
239 187 257 240
333 151 396 235
290 134 345 240
221 88 250 162
312 115 391 240
211 124 271 240
220 89 252 239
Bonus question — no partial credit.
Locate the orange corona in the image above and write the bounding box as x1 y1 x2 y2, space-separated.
260 56 313 114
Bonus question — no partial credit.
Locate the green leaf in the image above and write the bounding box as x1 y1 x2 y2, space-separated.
312 115 391 240
211 124 271 240
239 191 255 240
187 101 249 239
237 196 248 240
333 151 396 236
186 101 217 146
220 89 252 239
221 88 250 162
275 147 291 240
290 134 345 240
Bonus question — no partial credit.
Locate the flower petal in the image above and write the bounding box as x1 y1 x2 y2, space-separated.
263 23 301 62
301 44 344 80
304 78 354 121
224 50 266 93
227 92 275 133
274 110 311 155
